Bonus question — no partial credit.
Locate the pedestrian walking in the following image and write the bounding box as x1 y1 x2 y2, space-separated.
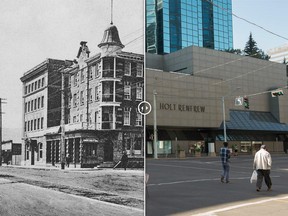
121 151 128 171
220 142 231 183
66 153 71 168
253 145 272 192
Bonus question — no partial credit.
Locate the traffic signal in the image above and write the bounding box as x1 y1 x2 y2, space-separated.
271 89 284 97
243 97 249 109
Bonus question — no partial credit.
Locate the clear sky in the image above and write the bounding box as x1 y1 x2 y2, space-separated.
232 0 288 52
0 0 144 141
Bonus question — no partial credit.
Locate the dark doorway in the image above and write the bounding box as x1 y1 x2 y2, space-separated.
31 140 37 165
104 142 113 161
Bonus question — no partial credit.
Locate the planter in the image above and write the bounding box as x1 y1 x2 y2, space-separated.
179 150 186 158
194 151 201 157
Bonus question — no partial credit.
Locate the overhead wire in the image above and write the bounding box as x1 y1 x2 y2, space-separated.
147 0 288 101
204 0 288 42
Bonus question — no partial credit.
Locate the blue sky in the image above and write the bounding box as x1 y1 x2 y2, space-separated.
232 0 288 52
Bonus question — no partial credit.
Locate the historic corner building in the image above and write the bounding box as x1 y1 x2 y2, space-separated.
145 46 288 157
20 24 144 168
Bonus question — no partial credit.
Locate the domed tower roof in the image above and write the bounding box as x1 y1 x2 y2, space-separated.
98 24 125 49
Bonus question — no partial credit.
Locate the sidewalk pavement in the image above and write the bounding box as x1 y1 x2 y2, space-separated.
2 164 102 172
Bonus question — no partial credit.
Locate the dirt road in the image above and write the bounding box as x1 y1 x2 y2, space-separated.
0 166 144 214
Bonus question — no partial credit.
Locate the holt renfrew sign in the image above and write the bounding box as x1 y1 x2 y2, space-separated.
159 103 205 112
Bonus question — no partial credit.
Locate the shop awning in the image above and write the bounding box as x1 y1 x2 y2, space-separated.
225 110 288 132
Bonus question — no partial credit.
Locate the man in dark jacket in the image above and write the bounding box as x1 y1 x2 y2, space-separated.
121 151 128 170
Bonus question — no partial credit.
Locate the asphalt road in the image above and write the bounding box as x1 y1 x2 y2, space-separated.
0 178 143 216
146 154 288 216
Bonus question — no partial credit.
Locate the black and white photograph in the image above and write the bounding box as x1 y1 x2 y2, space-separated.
0 0 144 215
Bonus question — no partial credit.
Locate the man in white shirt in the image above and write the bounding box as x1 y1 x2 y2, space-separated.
253 145 272 192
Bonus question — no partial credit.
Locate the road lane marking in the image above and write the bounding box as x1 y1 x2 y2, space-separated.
192 195 288 216
147 176 280 187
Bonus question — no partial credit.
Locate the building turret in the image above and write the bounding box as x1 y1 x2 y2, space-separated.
77 41 90 69
98 24 125 57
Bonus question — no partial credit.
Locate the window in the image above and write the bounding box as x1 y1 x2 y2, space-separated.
41 96 44 108
124 62 131 76
136 63 143 77
31 100 34 111
95 62 101 77
34 119 37 130
25 102 27 113
88 88 92 102
41 78 45 87
136 112 142 126
88 67 93 79
37 118 40 130
27 121 30 131
25 86 28 95
38 80 41 89
136 86 143 100
31 83 34 92
80 69 85 82
34 99 37 110
124 108 130 126
85 143 97 156
38 97 40 109
95 86 100 101
39 143 43 159
73 93 77 107
74 73 78 86
30 120 33 131
28 84 31 93
80 114 83 122
41 117 44 129
124 85 131 100
25 122 27 132
73 116 77 123
80 91 84 105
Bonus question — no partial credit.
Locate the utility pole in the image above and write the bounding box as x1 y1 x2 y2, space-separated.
60 68 66 170
0 98 7 166
60 61 73 169
153 90 158 159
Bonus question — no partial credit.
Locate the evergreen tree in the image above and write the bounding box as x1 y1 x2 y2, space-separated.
243 33 270 60
244 33 260 57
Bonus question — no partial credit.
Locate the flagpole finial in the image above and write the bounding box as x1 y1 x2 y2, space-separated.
110 0 113 25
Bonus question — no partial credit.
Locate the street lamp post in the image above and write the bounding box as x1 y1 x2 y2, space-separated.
222 96 227 142
153 90 158 159
222 87 241 142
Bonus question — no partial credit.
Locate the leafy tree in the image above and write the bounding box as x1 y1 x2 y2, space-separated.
224 48 242 55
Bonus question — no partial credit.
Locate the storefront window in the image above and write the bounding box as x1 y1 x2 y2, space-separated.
147 140 172 155
240 141 251 153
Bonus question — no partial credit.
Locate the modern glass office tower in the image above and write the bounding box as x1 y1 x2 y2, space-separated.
146 0 233 54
